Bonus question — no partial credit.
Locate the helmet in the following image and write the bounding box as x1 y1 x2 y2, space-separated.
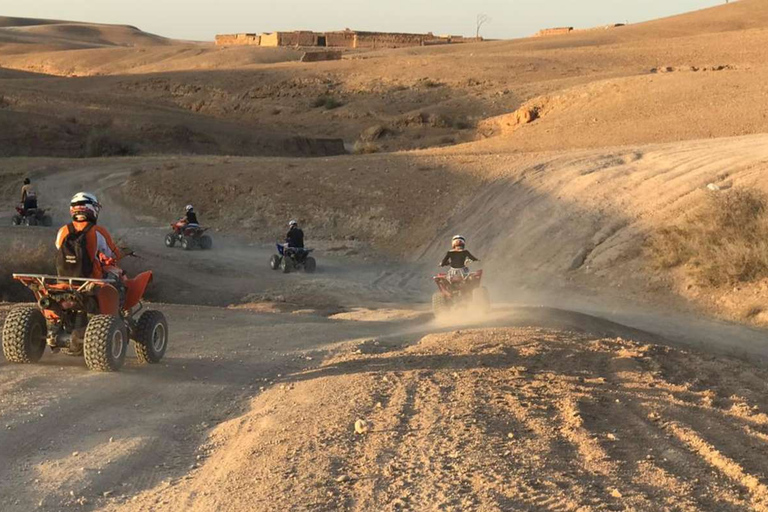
452 235 466 249
185 204 194 212
288 220 298 227
23 178 30 185
70 192 101 222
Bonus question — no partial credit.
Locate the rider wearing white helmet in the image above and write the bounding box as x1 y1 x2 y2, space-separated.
55 192 121 279
440 235 480 279
286 220 304 249
182 204 198 226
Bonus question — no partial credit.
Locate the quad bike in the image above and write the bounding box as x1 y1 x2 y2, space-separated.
12 204 52 227
270 243 316 274
1 266 168 372
165 220 212 251
432 268 490 317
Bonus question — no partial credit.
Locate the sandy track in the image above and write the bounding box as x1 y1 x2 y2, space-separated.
0 304 417 511
107 322 768 511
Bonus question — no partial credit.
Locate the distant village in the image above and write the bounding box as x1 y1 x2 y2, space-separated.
215 23 628 50
215 29 481 49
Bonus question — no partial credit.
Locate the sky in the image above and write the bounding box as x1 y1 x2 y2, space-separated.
3 0 728 41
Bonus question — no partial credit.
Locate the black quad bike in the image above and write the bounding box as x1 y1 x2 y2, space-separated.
270 243 317 273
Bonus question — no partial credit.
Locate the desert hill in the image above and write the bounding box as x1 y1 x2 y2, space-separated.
0 17 170 50
1 1 768 158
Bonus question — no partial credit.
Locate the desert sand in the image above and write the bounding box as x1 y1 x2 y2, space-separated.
2 1 768 510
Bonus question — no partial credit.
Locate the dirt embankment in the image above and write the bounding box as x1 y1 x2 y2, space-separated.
109 131 768 326
116 154 484 253
112 325 768 511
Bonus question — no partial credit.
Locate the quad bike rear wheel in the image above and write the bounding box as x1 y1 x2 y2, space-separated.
165 233 176 248
133 310 168 364
200 235 213 250
304 257 317 273
83 315 128 372
41 215 52 227
432 292 450 317
181 236 192 251
270 254 281 270
2 307 47 364
11 215 20 226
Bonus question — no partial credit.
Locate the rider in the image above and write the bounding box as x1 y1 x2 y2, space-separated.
440 235 479 279
286 220 304 249
179 204 199 227
55 192 122 279
20 178 37 212
284 220 305 261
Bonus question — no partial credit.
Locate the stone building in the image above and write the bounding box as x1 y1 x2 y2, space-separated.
215 29 479 48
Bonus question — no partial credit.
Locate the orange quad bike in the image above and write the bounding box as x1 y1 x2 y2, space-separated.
432 268 491 317
1 267 168 372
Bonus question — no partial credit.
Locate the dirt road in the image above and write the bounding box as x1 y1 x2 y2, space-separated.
3 165 768 511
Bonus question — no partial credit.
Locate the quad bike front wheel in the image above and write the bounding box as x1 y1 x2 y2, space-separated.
133 310 168 364
181 236 192 251
200 235 213 250
83 315 128 372
280 256 291 274
270 254 281 270
2 307 47 364
41 215 53 227
11 215 20 226
432 292 450 317
304 257 317 273
165 233 176 248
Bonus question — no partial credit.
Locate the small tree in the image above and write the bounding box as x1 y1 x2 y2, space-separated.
476 13 491 39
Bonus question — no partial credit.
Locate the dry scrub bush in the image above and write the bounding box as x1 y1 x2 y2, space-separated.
650 188 768 286
311 95 343 110
353 141 381 154
84 129 136 157
0 239 55 301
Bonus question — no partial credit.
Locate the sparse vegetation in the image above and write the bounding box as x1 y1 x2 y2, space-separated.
352 140 381 154
422 79 443 88
84 128 137 157
311 95 344 110
650 188 768 286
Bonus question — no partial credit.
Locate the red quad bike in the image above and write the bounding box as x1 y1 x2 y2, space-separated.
165 220 212 251
432 269 491 317
12 204 52 227
1 269 168 372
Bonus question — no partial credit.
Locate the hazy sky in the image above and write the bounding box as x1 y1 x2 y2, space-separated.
4 1 727 41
